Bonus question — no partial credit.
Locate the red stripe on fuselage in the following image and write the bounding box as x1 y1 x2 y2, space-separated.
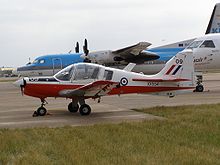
24 83 194 99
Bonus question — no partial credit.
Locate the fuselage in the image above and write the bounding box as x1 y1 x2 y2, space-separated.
13 48 183 76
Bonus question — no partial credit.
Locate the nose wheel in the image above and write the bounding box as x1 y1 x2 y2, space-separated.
36 107 47 116
33 99 48 117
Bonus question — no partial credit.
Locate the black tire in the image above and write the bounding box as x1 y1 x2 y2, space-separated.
196 85 204 92
79 104 91 116
37 107 47 116
68 102 79 113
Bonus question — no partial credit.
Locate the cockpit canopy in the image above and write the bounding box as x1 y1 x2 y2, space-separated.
55 63 101 81
186 40 215 49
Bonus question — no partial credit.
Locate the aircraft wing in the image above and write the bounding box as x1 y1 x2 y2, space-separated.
112 42 159 63
59 80 118 98
112 42 151 56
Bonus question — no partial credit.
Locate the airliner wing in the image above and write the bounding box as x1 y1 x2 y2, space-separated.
112 42 159 63
112 42 151 56
59 80 118 98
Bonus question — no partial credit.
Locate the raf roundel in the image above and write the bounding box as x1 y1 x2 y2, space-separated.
120 77 128 86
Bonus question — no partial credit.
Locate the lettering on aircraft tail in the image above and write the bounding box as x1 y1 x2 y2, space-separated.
211 28 220 33
165 58 183 75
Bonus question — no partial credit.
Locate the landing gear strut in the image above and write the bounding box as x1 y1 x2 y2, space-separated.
33 99 48 117
194 74 204 92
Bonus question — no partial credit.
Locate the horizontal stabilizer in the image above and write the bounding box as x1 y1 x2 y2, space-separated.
123 63 136 72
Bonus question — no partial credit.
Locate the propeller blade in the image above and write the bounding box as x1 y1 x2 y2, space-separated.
75 42 79 53
83 39 89 56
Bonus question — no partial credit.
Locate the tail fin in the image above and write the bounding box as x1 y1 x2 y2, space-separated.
156 49 194 82
152 49 195 97
206 3 220 34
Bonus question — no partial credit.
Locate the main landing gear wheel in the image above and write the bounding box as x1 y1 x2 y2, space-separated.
195 85 204 92
79 104 91 116
68 102 79 113
37 107 47 116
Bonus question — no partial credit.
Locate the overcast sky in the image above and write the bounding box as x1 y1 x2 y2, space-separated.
1 0 219 67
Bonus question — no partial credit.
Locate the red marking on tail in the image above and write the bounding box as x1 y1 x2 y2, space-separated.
165 65 175 75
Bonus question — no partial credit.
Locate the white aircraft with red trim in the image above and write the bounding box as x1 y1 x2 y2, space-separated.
14 49 195 116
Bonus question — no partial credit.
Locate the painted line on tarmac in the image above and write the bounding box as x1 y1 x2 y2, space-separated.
0 119 67 126
99 114 165 120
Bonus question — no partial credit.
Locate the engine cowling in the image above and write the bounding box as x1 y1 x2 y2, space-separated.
113 56 124 62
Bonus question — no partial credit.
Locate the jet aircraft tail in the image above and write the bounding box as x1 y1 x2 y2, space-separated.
206 3 220 34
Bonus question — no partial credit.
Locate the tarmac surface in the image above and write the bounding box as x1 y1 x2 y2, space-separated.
0 73 220 129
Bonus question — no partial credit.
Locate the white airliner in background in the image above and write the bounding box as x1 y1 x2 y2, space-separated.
13 3 220 92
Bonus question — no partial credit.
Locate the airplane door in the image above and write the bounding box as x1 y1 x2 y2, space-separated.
52 58 62 75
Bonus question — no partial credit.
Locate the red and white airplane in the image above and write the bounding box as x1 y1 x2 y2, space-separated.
14 50 195 116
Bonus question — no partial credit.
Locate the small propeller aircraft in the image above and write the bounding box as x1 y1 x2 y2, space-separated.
14 49 195 116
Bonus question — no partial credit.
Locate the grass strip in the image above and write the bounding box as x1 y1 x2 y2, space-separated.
1 104 220 164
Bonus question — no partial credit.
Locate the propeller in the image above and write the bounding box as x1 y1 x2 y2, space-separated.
75 42 79 53
83 39 91 62
68 42 80 54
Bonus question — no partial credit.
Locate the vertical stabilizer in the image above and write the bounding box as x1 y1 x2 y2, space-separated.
156 49 194 82
206 3 220 34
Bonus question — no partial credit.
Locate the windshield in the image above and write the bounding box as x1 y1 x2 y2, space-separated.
74 63 100 80
186 41 203 49
55 63 101 81
200 40 215 48
33 59 38 64
55 65 74 81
